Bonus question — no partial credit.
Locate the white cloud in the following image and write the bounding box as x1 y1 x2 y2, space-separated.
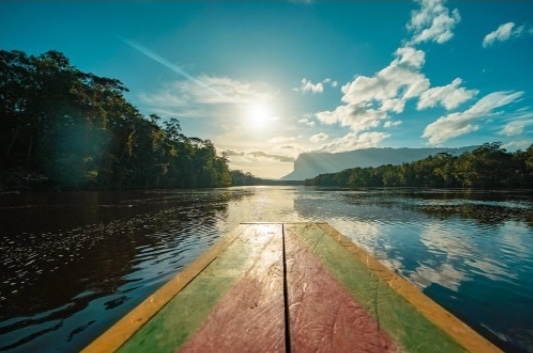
498 112 533 136
316 104 388 131
310 133 329 143
268 136 297 143
384 120 402 128
298 116 316 127
393 46 426 68
417 78 478 110
407 0 461 45
341 47 429 107
272 143 308 158
294 78 324 94
248 151 295 163
224 150 295 178
482 22 525 48
341 49 428 107
422 91 524 144
323 78 338 88
503 140 533 151
500 121 524 137
294 78 339 94
308 0 529 154
316 46 429 132
319 132 390 153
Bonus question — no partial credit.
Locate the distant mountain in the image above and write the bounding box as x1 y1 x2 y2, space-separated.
281 146 478 180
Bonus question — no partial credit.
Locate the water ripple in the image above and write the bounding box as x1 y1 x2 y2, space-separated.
1 187 532 352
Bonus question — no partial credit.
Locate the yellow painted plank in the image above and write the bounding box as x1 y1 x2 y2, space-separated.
82 222 502 353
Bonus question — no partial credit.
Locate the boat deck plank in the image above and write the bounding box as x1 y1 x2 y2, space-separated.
82 222 503 353
177 224 285 353
285 226 400 353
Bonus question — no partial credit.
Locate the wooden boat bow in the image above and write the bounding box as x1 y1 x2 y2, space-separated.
82 222 502 353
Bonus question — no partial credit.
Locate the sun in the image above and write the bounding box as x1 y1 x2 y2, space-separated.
246 102 271 129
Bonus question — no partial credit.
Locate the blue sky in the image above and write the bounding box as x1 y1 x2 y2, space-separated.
1 0 532 178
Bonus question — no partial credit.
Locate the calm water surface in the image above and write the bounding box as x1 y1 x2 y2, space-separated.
1 187 533 352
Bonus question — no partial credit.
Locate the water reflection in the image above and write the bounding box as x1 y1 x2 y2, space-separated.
293 188 533 353
0 190 238 352
1 187 533 352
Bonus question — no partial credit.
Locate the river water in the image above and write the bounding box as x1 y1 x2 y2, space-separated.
1 187 532 352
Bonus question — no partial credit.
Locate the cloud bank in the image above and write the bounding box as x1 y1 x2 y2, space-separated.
313 0 529 149
422 91 523 144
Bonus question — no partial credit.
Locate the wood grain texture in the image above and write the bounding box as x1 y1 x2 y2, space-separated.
81 224 246 353
285 230 401 353
82 223 502 353
177 224 285 353
315 223 503 353
117 223 283 353
285 223 468 353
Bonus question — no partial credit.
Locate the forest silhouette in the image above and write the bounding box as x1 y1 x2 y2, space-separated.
0 50 232 190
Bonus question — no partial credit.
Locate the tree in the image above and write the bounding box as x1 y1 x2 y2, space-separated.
305 142 533 190
0 49 233 190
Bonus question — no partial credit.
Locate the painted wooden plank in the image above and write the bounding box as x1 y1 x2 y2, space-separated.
285 224 499 352
285 223 485 353
116 223 283 353
82 222 502 353
315 223 503 353
177 224 285 353
285 230 400 353
81 224 246 353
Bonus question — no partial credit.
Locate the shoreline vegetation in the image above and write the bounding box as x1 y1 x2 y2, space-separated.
305 142 533 190
1 50 531 192
0 49 236 192
0 49 300 192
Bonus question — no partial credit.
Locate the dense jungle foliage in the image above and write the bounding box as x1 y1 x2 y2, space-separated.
0 50 233 190
305 142 533 189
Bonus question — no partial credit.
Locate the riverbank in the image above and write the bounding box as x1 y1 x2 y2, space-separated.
0 169 52 192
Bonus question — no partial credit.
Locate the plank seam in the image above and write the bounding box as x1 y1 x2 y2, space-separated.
282 223 292 353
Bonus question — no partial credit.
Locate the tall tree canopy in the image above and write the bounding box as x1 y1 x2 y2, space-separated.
0 50 231 190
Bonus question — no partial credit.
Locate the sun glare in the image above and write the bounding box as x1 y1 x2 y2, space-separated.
246 102 271 129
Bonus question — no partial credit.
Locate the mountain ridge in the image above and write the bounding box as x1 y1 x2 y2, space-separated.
281 146 478 180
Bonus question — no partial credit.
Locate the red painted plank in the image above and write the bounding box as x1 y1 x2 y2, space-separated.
285 232 401 353
177 226 285 353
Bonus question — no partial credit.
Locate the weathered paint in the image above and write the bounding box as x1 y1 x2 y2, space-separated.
285 223 467 353
315 223 503 353
286 223 502 353
82 223 503 353
81 224 246 353
117 223 282 353
177 225 285 353
286 230 401 353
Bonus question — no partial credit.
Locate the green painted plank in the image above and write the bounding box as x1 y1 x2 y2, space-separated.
178 226 285 353
285 223 467 353
117 224 282 353
286 232 401 353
